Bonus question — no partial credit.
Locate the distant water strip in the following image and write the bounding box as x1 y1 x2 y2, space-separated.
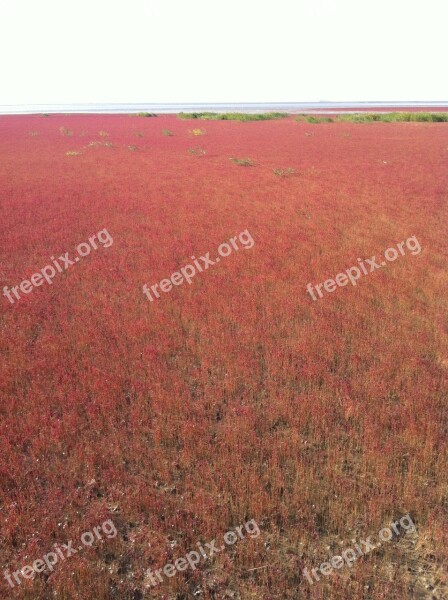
1 102 448 115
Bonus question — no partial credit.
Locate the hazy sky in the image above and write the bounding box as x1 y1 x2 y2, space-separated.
0 0 447 104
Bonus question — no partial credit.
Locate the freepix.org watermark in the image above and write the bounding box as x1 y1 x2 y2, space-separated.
146 518 260 588
3 519 117 589
303 513 416 585
142 229 254 302
3 228 113 305
306 235 421 301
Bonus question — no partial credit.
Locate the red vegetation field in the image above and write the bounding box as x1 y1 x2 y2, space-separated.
1 114 447 599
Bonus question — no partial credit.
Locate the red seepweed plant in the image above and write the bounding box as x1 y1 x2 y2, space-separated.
0 113 447 599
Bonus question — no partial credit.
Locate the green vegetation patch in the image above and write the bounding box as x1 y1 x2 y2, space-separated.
336 112 448 123
178 112 288 121
295 114 333 123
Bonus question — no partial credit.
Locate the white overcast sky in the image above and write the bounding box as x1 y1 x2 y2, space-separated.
0 0 447 105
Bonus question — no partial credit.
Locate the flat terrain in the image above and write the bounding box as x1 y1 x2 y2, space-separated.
0 114 447 599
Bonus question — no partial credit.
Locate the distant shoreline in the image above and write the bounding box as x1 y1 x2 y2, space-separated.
1 102 448 116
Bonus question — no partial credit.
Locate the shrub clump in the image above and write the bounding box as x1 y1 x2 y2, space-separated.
189 128 206 136
230 157 255 166
188 147 207 156
59 126 73 136
273 167 296 177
